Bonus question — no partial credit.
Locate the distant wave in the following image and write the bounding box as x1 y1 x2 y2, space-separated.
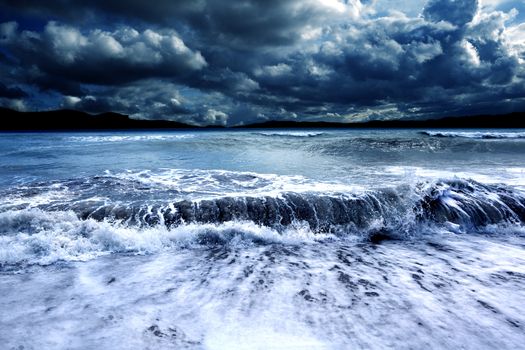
421 131 525 139
68 134 195 142
1 178 524 266
253 131 327 138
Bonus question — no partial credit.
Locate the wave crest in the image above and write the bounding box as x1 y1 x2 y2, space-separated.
421 131 525 139
252 131 327 138
73 179 525 234
1 178 524 266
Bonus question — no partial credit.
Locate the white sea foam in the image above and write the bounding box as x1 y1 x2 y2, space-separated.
253 131 327 137
381 166 525 188
422 131 525 139
2 233 525 349
0 185 73 211
106 168 365 198
2 129 525 349
67 134 195 142
1 194 523 267
0 208 337 266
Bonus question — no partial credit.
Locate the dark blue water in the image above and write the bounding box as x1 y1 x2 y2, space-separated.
1 129 525 349
1 129 524 189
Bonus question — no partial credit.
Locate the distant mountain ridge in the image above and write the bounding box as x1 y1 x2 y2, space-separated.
0 108 524 130
0 108 202 130
237 112 525 129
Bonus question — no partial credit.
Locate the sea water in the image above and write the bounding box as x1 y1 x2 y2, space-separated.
0 129 524 349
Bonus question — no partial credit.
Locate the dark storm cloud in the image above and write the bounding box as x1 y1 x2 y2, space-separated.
0 0 202 22
248 10 519 111
245 1 524 120
59 80 234 125
1 21 206 86
0 0 524 125
0 82 26 98
423 0 479 27
0 0 356 47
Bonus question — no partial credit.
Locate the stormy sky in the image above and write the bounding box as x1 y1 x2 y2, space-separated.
0 0 524 125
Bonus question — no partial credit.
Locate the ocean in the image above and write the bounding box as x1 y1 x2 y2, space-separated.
1 129 524 349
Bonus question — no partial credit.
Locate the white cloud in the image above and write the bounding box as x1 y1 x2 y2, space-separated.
461 40 481 66
1 98 27 111
63 95 81 107
254 63 293 77
506 23 525 62
91 31 124 57
407 40 443 63
44 21 87 63
204 109 228 125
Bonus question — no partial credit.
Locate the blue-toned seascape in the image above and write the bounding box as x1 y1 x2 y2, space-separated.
1 129 525 349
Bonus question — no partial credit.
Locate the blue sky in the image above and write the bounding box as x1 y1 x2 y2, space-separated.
0 0 524 125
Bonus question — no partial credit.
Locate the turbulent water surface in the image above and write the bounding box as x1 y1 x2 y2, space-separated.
1 129 525 349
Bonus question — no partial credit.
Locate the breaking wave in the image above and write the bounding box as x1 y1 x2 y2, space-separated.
421 131 525 139
1 178 524 266
252 131 327 138
67 134 195 142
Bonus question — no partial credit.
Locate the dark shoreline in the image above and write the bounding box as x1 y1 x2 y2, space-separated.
1 107 524 131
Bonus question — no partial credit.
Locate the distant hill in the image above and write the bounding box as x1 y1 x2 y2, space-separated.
0 108 203 130
238 112 525 129
0 108 524 130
